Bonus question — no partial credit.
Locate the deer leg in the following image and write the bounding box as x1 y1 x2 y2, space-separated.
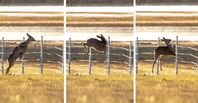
5 58 16 74
161 56 168 71
159 56 163 71
87 47 90 55
83 43 88 54
152 55 159 73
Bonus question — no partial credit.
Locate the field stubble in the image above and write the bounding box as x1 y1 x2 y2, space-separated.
137 61 198 103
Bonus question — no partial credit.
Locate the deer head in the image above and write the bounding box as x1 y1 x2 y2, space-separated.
26 33 36 42
97 34 107 44
161 37 171 45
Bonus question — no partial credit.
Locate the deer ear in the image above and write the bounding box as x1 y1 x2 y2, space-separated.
26 33 30 37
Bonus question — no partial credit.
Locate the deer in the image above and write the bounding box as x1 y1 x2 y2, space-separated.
151 37 175 73
83 34 107 55
5 33 36 74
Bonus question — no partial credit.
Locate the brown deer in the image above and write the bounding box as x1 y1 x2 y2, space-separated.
5 33 36 74
151 37 175 73
83 34 107 55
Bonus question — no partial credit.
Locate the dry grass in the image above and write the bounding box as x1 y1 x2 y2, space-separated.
67 62 133 103
137 62 198 103
0 63 63 103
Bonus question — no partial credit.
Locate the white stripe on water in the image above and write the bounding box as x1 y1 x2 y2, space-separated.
0 6 64 12
137 12 198 17
0 13 63 17
67 13 132 17
136 32 198 41
66 7 134 13
0 26 63 40
137 6 198 12
66 32 133 41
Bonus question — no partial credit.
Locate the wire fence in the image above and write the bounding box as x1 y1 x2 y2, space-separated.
135 36 198 75
66 37 134 76
0 36 64 75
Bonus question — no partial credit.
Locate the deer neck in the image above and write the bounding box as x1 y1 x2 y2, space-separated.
23 38 32 45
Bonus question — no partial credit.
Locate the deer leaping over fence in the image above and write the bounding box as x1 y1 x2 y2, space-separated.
6 33 36 74
83 34 107 55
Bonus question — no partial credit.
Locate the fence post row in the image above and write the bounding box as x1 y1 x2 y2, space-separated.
175 36 178 75
88 47 92 75
129 41 133 74
106 36 110 76
21 37 25 75
68 38 71 75
64 39 67 75
62 44 64 74
135 37 138 74
1 37 4 74
156 37 160 75
40 36 43 75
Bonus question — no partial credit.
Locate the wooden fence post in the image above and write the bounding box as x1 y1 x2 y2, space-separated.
157 37 160 75
68 38 71 75
106 36 110 76
40 36 43 75
129 41 132 74
1 37 4 74
175 36 178 75
135 37 138 74
21 37 25 75
88 47 92 75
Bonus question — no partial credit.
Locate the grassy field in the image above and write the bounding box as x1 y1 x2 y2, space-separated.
0 41 64 103
0 12 63 26
137 62 198 103
137 12 198 26
0 64 63 103
67 62 133 103
136 40 198 103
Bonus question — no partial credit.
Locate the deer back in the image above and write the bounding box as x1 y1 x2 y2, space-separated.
155 46 175 56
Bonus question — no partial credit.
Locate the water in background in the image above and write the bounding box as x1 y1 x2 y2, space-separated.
0 26 63 40
67 27 133 41
137 26 198 40
0 12 64 40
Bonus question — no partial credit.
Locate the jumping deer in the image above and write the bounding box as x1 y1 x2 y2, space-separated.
5 33 36 74
151 37 175 73
83 34 107 55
